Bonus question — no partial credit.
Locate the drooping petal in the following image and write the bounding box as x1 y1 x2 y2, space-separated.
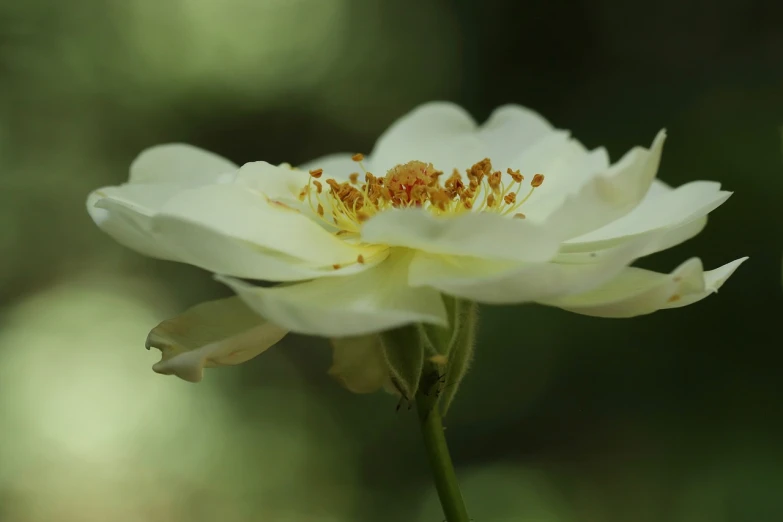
564 180 731 253
360 208 562 263
152 183 387 280
328 335 391 394
535 130 667 240
145 297 288 382
407 231 668 304
369 102 486 175
87 184 184 260
541 257 748 318
129 143 237 185
216 251 448 337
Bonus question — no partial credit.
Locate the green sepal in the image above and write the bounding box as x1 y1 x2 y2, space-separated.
438 300 478 416
379 325 425 401
419 295 459 357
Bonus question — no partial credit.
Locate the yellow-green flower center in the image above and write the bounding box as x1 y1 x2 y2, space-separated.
299 155 545 235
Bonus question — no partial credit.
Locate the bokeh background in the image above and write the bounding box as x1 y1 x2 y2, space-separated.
1 0 782 521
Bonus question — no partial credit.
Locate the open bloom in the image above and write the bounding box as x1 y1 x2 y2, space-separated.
88 102 745 381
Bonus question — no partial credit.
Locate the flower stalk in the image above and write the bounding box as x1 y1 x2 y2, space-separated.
416 378 470 522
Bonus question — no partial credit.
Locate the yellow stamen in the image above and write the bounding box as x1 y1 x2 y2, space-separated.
298 157 545 232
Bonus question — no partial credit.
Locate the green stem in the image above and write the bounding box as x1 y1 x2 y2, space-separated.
416 393 471 522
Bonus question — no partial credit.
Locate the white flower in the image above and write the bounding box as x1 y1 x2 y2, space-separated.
88 102 746 381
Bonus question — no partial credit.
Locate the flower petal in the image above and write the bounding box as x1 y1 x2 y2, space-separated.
369 101 485 175
536 130 667 240
87 184 182 260
477 104 556 168
145 297 288 382
129 143 237 185
541 257 748 318
153 183 387 280
408 231 668 304
508 135 609 197
234 161 310 204
216 251 448 337
360 208 563 263
298 153 360 183
328 334 392 394
565 180 731 252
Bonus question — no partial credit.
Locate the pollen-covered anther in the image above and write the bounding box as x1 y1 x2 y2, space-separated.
507 168 524 183
351 153 364 162
309 168 323 179
514 213 526 219
299 157 545 232
357 254 365 264
488 171 502 192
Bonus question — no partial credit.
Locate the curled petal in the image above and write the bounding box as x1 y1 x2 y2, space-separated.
87 185 181 260
541 257 748 318
565 180 731 254
88 144 237 259
535 130 667 240
146 297 288 382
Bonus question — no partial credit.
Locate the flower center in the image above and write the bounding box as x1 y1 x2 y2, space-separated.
298 154 544 234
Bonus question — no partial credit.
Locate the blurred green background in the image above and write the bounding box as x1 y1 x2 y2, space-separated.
1 1 782 521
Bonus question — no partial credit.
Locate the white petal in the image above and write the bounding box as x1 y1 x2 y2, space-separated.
145 297 288 383
234 161 310 204
565 180 731 252
542 257 748 317
298 153 362 182
408 231 668 304
152 183 387 280
87 184 181 260
369 101 485 175
477 105 556 168
217 251 448 337
510 135 609 200
538 130 667 240
360 208 562 263
129 143 237 185
328 335 391 394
